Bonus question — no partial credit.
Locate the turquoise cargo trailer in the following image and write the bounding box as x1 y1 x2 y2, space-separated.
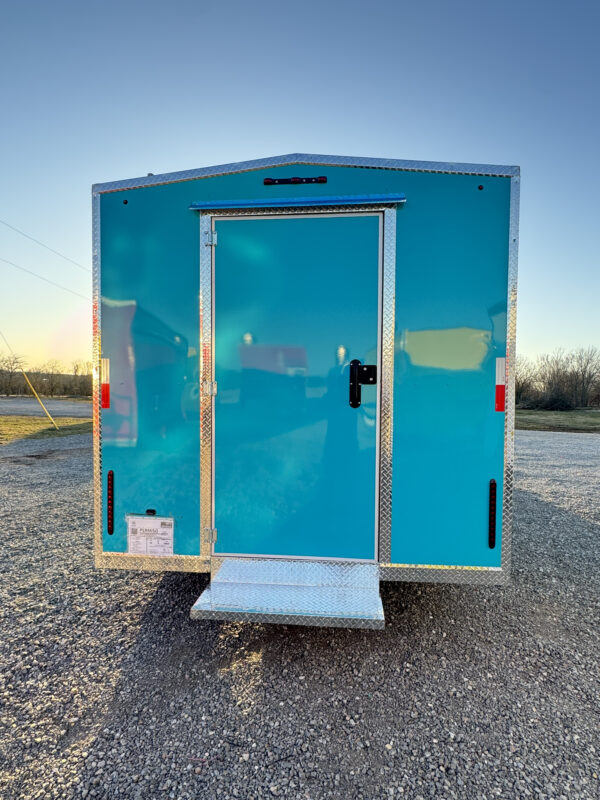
93 153 519 629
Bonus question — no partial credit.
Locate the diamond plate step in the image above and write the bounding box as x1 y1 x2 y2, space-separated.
191 558 384 629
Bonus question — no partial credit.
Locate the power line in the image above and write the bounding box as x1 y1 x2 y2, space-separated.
0 217 91 273
0 328 20 358
0 255 91 301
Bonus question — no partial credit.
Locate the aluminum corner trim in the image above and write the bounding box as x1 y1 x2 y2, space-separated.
501 175 520 581
92 190 102 570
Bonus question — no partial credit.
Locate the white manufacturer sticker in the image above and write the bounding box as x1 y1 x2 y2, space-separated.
127 516 174 556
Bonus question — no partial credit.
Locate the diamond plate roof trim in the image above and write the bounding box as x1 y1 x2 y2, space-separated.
93 153 520 194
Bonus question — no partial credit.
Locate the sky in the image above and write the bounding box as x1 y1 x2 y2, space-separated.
0 0 598 369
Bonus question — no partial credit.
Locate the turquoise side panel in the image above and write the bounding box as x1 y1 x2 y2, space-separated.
100 191 200 555
391 173 510 567
213 215 380 560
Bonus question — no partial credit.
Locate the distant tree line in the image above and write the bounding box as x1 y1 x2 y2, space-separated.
0 354 92 397
3 347 600 408
515 347 600 410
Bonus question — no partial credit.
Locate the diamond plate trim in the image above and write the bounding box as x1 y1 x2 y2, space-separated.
94 153 520 194
379 565 505 585
199 214 214 559
92 191 102 569
204 204 396 219
190 603 385 629
501 176 520 579
96 554 210 572
208 582 383 618
378 208 396 563
192 558 384 628
210 557 379 587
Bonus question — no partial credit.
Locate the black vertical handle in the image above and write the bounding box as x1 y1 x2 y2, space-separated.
488 479 497 548
349 359 361 408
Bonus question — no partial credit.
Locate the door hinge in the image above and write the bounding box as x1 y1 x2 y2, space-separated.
349 360 377 408
204 230 217 247
204 527 217 544
201 380 217 397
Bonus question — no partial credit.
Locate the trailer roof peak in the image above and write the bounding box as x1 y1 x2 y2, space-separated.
93 153 520 194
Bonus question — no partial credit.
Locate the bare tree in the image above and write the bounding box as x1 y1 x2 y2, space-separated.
23 365 41 397
535 349 573 410
570 346 600 407
514 355 537 405
41 360 62 397
0 352 24 396
69 360 92 395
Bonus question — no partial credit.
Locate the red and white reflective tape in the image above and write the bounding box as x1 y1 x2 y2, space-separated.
101 358 110 409
495 357 506 412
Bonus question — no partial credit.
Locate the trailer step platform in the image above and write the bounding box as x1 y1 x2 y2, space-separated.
191 558 385 629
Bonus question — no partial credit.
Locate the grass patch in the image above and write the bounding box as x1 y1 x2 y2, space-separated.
2 410 597 444
516 409 600 433
0 416 93 445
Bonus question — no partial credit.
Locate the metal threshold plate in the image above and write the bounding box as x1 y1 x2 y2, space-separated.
191 559 385 629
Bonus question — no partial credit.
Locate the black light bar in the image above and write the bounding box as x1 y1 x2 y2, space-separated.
264 176 327 186
107 470 114 534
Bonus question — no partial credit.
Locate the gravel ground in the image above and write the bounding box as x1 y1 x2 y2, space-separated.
0 397 92 417
0 431 598 799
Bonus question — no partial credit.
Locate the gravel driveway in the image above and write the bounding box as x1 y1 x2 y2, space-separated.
0 431 598 799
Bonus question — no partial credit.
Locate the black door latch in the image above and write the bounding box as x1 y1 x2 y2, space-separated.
349 359 377 408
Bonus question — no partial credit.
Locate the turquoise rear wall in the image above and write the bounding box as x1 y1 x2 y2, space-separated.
99 162 510 566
